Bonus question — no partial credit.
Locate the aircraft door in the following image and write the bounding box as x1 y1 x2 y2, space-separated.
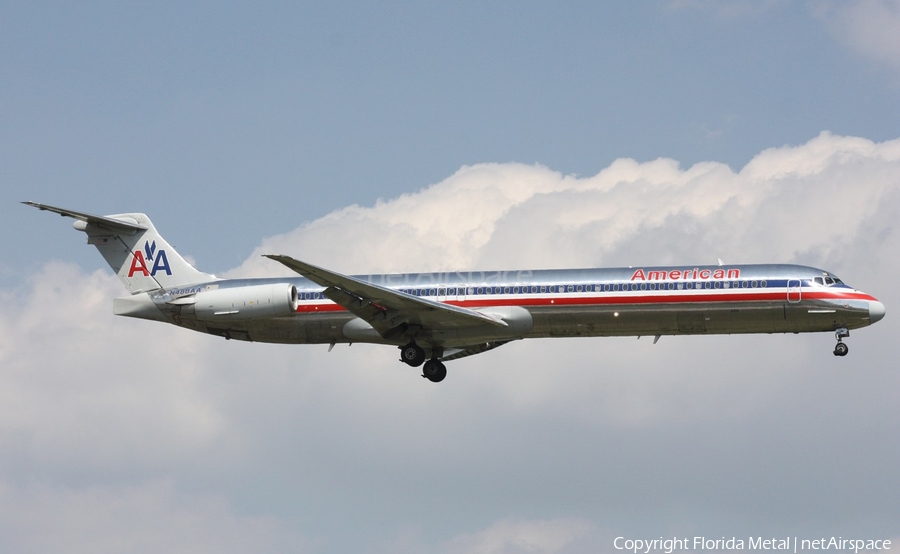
787 279 801 303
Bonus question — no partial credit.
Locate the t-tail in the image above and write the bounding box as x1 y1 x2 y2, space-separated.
23 202 215 293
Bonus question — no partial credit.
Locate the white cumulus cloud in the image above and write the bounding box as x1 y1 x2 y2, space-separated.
819 0 900 74
3 132 899 552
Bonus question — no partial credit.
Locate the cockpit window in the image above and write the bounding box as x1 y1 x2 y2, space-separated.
814 276 845 287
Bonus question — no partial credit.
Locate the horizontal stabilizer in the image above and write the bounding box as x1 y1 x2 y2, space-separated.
22 201 147 232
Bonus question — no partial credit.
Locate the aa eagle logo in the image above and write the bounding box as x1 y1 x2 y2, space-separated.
127 240 172 277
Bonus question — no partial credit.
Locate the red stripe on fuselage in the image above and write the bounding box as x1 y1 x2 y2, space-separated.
292 289 877 313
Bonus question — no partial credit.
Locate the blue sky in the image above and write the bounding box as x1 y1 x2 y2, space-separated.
3 1 899 275
1 2 899 553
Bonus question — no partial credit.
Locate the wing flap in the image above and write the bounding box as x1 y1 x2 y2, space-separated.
441 340 515 361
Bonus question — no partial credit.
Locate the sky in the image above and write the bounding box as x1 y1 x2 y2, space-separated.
1 1 899 553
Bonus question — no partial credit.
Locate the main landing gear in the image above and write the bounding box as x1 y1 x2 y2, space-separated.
422 359 447 383
833 327 849 357
400 342 426 367
399 341 447 382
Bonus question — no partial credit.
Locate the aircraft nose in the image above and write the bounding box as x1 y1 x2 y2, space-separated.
869 300 886 324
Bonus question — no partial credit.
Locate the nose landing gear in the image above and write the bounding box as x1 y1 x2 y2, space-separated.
833 327 849 357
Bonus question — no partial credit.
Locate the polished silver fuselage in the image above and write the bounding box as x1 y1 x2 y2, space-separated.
24 203 884 368
157 263 883 348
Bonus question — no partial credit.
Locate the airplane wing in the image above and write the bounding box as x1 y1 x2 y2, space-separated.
264 255 507 340
22 201 146 232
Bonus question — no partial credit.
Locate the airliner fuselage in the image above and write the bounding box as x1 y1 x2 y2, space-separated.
26 202 886 383
121 263 884 362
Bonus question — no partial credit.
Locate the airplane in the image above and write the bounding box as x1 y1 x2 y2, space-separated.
25 201 886 382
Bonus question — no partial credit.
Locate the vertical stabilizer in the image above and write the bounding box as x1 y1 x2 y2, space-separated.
24 202 216 293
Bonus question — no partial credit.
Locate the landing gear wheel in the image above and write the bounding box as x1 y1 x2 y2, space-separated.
400 343 426 367
422 359 447 383
833 327 850 357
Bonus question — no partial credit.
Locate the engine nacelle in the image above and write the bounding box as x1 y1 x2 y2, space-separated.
191 283 299 321
476 306 534 334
